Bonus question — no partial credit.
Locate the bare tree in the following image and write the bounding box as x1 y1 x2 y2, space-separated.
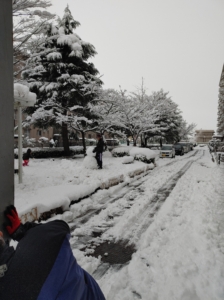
13 0 55 78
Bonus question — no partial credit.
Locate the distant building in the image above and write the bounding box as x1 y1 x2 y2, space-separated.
195 130 215 144
13 109 113 148
217 64 224 135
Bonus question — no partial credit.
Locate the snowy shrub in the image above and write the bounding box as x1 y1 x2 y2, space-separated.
129 147 157 160
23 137 36 147
38 137 49 148
129 148 157 164
122 156 134 164
14 147 84 159
112 151 129 157
112 147 157 164
112 146 131 157
134 155 155 164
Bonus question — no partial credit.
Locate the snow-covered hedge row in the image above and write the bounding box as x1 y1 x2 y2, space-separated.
112 147 157 164
14 146 84 159
111 146 131 157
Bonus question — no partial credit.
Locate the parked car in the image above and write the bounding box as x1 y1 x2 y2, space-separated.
105 139 120 151
160 144 175 158
173 144 184 156
177 142 191 153
189 143 194 150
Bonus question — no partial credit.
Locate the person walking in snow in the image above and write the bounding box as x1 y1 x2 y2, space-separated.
22 148 32 166
93 134 105 169
0 205 105 300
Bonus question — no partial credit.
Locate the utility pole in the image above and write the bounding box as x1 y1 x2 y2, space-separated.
0 1 14 236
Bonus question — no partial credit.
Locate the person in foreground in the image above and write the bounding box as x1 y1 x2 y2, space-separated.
0 205 105 300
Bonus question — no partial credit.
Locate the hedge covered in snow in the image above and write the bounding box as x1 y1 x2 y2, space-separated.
111 146 131 157
112 146 157 164
14 146 84 159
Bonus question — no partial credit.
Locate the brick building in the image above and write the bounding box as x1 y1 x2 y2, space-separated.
195 129 215 144
14 109 112 147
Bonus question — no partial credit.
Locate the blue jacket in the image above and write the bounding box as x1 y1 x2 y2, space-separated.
0 220 105 300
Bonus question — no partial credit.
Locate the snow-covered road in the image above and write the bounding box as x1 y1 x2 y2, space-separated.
70 149 224 300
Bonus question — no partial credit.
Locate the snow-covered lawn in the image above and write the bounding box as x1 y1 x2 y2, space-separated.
15 151 151 217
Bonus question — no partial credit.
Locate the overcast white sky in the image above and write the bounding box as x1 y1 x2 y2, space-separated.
49 0 224 132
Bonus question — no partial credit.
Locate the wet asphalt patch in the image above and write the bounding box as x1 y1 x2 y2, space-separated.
86 240 136 265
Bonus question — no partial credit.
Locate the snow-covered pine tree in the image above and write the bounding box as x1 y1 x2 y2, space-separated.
23 6 102 155
13 0 55 78
217 65 224 135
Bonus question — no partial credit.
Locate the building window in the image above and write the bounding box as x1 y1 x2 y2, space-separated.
38 130 42 136
88 134 92 139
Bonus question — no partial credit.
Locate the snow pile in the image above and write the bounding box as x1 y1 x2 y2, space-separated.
18 183 100 219
14 83 29 98
112 146 132 155
122 156 134 164
83 146 98 169
129 147 157 160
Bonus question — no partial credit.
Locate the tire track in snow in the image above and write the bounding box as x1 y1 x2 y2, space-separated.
131 155 203 242
71 150 200 226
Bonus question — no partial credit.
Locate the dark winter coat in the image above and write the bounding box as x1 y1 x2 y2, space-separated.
0 220 105 300
23 149 32 160
93 138 104 154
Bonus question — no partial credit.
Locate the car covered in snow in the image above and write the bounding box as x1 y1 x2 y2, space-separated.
176 142 191 153
173 144 184 156
160 144 175 158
